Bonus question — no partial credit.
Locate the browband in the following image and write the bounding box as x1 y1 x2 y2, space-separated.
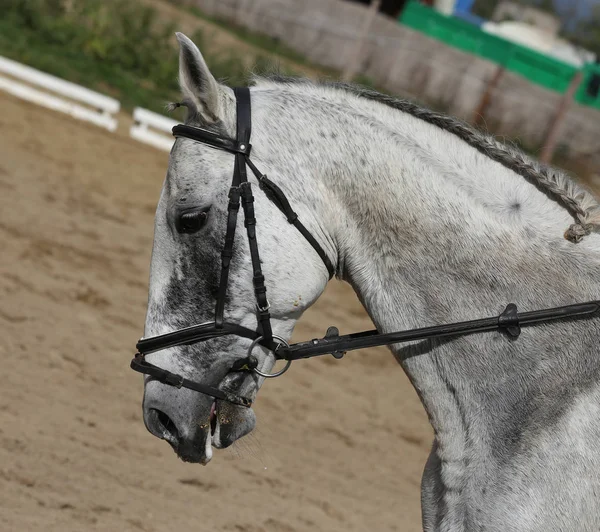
173 124 252 156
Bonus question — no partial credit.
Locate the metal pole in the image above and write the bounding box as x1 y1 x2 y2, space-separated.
472 65 505 127
539 71 583 164
342 0 381 82
236 0 246 27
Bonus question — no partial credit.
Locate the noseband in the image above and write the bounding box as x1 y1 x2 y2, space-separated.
131 87 600 408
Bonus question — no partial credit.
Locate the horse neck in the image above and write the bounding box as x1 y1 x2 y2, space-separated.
257 85 600 530
253 85 598 327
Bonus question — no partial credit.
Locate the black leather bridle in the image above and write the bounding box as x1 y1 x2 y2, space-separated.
131 87 600 408
131 87 334 407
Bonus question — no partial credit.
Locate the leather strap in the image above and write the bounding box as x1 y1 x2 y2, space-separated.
131 355 253 407
132 300 599 404
215 184 241 327
244 160 335 279
276 301 600 361
135 321 275 355
215 88 251 328
234 88 273 341
173 124 251 155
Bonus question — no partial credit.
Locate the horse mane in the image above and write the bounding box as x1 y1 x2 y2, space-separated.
256 75 600 242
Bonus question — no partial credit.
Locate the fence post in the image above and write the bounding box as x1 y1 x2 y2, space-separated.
342 0 381 82
236 0 245 27
472 65 504 127
539 71 583 164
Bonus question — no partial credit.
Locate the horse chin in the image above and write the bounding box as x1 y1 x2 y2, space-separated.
174 424 215 465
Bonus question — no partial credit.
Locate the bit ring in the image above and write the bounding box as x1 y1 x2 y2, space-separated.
248 335 292 378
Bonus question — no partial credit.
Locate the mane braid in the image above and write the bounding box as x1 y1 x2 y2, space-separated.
260 75 600 243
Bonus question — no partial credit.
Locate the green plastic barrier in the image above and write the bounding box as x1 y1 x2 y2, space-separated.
577 63 600 109
399 1 598 107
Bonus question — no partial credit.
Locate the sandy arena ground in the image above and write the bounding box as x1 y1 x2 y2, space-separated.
0 91 431 532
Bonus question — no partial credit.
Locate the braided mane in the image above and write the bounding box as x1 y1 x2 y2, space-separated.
259 75 600 243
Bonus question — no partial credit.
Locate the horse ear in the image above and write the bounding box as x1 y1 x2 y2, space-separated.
175 32 221 122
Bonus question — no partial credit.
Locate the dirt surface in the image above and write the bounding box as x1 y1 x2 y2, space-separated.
0 91 431 532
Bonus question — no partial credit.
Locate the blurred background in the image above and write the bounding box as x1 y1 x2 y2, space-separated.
0 1 598 531
3 0 600 182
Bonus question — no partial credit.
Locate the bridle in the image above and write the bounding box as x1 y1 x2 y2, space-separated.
131 87 600 408
131 87 334 406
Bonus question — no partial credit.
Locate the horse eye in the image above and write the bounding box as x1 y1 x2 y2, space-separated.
176 210 208 234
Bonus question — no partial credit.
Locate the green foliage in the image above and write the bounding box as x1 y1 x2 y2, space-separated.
174 2 311 66
0 0 295 113
164 0 338 79
0 0 179 111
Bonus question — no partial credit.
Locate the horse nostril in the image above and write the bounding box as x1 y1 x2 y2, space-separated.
147 408 180 445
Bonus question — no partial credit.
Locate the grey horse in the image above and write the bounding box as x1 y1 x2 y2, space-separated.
138 33 600 531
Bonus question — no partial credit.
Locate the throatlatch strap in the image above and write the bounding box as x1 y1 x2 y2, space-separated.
247 167 335 279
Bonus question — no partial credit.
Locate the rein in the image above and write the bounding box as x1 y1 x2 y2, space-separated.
277 301 600 360
131 87 600 408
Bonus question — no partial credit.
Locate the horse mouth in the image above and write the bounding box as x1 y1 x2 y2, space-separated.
144 374 258 465
187 400 255 465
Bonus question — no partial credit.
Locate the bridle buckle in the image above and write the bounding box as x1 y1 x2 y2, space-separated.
257 300 271 313
164 373 184 389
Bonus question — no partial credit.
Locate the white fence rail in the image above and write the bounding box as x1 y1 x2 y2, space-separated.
130 107 177 152
0 56 120 132
0 57 178 151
